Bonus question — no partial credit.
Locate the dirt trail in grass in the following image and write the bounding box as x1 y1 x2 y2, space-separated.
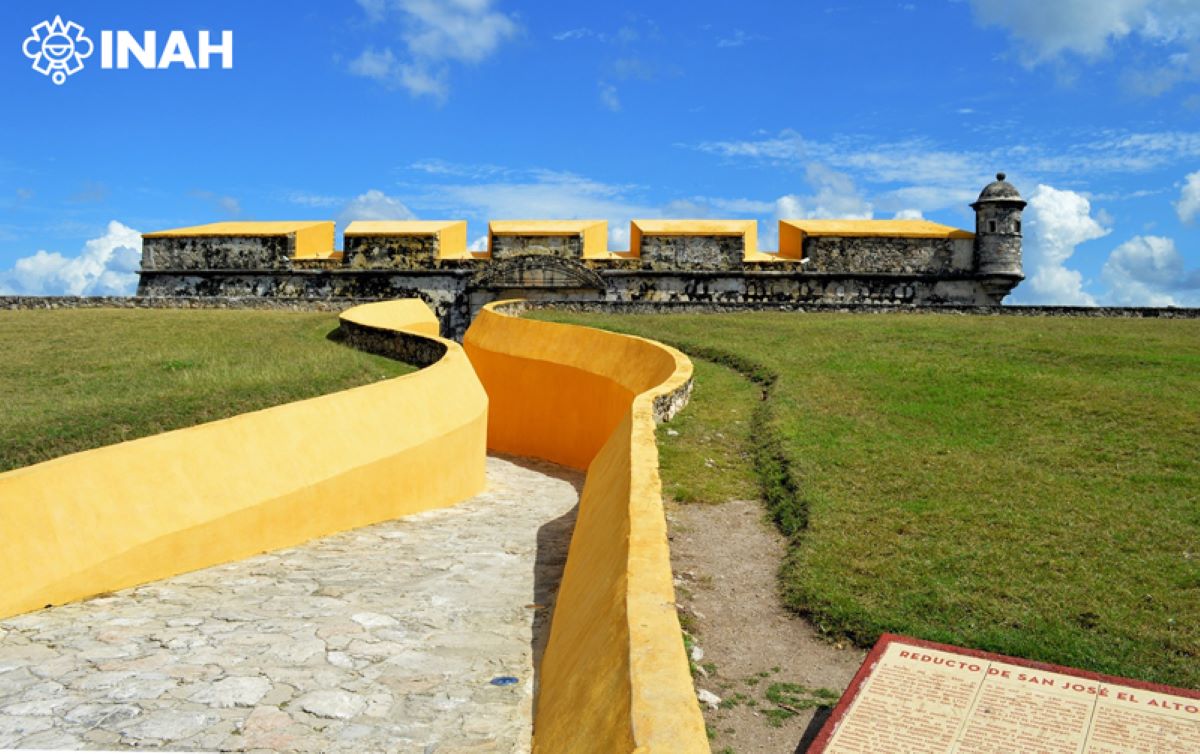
669 498 865 754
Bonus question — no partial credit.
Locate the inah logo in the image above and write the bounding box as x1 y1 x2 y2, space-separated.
21 17 233 86
23 15 93 85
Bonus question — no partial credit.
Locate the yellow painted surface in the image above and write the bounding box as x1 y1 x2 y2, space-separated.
631 219 759 256
488 220 608 258
143 221 336 259
344 221 470 259
743 249 791 262
0 301 487 620
761 219 974 261
339 298 441 338
464 303 707 753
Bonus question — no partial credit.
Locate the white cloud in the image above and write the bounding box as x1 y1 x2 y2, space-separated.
285 191 345 208
400 167 685 249
400 162 885 251
1017 184 1109 305
339 189 417 225
1102 234 1200 305
717 30 759 48
553 28 598 42
409 158 506 179
357 0 388 23
599 82 621 112
0 221 142 296
350 0 519 100
348 47 395 79
691 130 984 186
970 0 1151 62
694 127 1200 180
410 169 657 223
969 0 1200 94
893 208 925 219
775 165 874 220
1175 170 1200 222
1030 130 1200 174
692 129 809 162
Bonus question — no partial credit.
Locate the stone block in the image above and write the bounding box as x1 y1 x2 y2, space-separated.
343 221 469 270
488 220 607 260
631 220 756 271
141 222 334 271
778 220 975 274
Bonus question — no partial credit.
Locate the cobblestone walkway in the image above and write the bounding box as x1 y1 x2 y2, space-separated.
0 455 581 753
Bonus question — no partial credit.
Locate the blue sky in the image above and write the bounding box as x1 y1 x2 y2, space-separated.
2 0 1199 305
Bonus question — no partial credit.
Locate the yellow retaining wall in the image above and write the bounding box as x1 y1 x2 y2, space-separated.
464 302 708 753
0 300 487 620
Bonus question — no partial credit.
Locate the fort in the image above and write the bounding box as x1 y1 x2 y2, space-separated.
137 174 1028 337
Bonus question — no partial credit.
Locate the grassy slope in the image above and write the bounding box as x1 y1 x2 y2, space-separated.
530 310 1200 688
0 309 411 472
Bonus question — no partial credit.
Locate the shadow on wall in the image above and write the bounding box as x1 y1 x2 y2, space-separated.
0 299 487 621
463 301 708 754
518 456 585 720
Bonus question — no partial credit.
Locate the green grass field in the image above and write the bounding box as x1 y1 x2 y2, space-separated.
530 310 1200 689
0 309 411 472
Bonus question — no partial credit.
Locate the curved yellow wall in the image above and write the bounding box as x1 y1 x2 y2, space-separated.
0 300 487 620
464 302 708 753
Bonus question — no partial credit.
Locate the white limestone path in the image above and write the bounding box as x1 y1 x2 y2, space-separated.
0 455 581 753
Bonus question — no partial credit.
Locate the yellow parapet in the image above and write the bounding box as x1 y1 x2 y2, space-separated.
631 218 759 255
344 220 476 259
777 218 974 259
143 221 337 259
0 300 487 620
464 302 707 753
488 219 609 258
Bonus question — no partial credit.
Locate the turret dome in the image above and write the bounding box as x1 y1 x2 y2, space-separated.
972 173 1025 207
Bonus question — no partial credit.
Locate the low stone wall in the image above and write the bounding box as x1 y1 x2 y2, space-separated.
133 272 474 337
142 235 296 271
337 300 448 367
639 235 745 271
1 295 355 312
508 299 1200 319
343 234 440 270
803 236 973 275
490 234 583 259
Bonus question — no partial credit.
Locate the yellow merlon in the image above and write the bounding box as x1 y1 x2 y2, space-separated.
144 217 977 262
144 221 336 259
345 221 469 258
632 219 758 254
777 219 973 260
488 219 605 234
144 221 329 237
489 220 608 258
781 219 973 239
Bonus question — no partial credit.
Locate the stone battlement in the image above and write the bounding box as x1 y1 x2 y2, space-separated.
139 218 985 274
136 175 1029 338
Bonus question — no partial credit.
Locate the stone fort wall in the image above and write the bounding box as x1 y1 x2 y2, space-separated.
134 218 1032 338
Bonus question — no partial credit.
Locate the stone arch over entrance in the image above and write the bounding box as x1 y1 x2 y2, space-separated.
470 254 605 291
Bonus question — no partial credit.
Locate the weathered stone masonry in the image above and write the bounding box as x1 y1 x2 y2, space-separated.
137 175 1029 339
